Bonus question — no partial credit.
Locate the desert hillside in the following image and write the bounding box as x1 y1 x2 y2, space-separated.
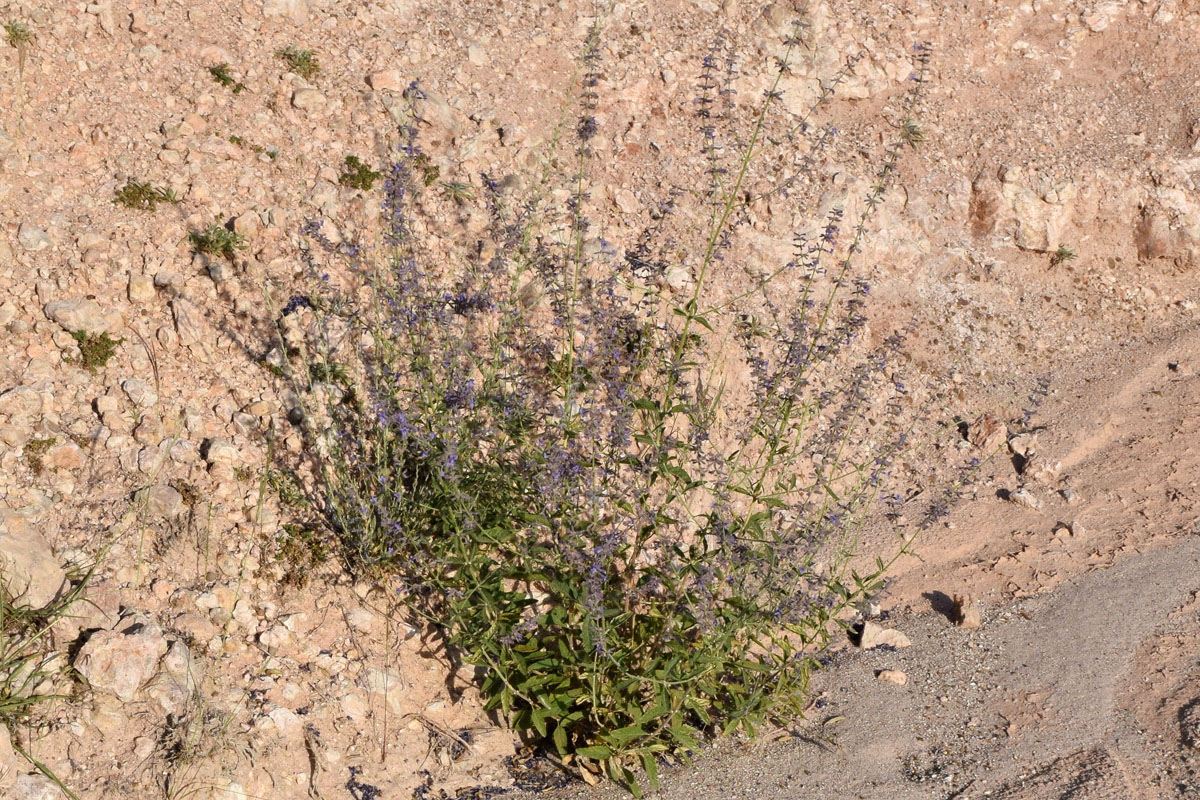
0 0 1197 799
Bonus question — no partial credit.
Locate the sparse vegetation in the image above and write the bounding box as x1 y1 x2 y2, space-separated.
439 180 474 205
337 155 380 191
114 179 179 211
276 45 320 79
898 116 925 149
1050 243 1077 268
5 20 32 84
274 523 329 586
69 330 122 371
413 153 441 186
227 134 279 160
189 224 246 260
3 20 31 47
207 63 246 94
1 567 92 799
23 437 55 476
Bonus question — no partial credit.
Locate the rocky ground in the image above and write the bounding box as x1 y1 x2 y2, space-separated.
0 0 1197 799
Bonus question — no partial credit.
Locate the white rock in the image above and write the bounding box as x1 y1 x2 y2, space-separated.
857 621 912 649
171 297 207 345
258 623 294 653
367 668 406 714
144 640 199 714
266 706 303 740
76 232 108 253
0 723 17 786
12 772 65 800
291 88 327 112
664 266 691 294
340 692 368 722
1008 432 1038 457
1081 2 1123 32
44 299 111 335
1011 488 1042 510
345 606 374 633
368 69 405 92
0 512 68 609
467 44 489 66
952 594 983 629
122 377 159 408
232 211 261 239
612 188 639 215
73 614 169 702
135 484 185 518
198 46 235 65
0 385 43 417
306 181 340 216
203 438 238 465
129 274 156 303
998 166 1076 252
43 441 83 471
263 0 308 22
17 223 52 251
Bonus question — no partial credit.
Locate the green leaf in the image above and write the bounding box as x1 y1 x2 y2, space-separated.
575 745 613 760
553 724 568 755
531 707 549 737
637 700 670 725
607 724 647 745
669 724 699 752
641 752 660 789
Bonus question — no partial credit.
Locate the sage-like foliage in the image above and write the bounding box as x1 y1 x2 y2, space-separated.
282 16 934 795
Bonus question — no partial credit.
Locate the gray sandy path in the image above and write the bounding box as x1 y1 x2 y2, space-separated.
510 532 1200 799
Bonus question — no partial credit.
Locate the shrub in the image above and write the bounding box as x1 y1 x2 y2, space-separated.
1049 243 1077 268
276 45 320 79
281 17 936 795
338 155 381 191
114 179 179 211
207 63 246 94
189 224 246 260
69 330 122 371
23 437 55 476
3 20 31 47
5 20 31 81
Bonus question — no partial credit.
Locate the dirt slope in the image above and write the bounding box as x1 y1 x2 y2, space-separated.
1 0 1199 797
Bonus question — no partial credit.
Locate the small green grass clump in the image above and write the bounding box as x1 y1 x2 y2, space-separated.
276 45 320 79
274 523 328 586
69 331 122 371
114 180 179 211
207 63 246 94
1049 243 1077 268
5 20 31 81
413 153 440 186
23 437 55 476
189 224 246 260
227 135 279 160
440 180 474 205
338 155 380 191
898 116 925 149
4 20 32 46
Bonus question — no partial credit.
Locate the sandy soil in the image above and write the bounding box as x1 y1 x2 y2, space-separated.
1 0 1198 797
